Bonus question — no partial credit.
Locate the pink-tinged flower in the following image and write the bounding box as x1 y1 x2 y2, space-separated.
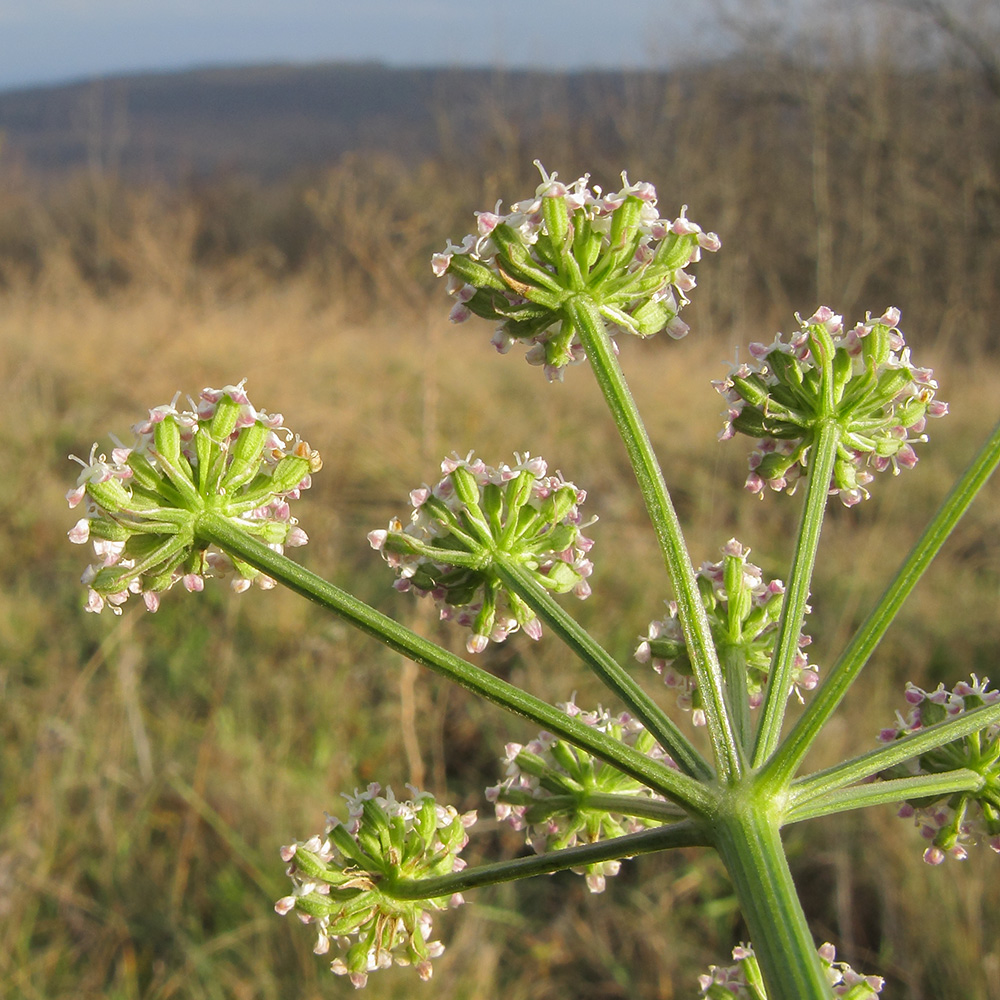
433 161 718 378
277 785 473 986
716 308 947 505
68 380 319 614
488 699 677 892
699 942 883 998
370 452 595 652
879 675 1000 862
638 539 816 725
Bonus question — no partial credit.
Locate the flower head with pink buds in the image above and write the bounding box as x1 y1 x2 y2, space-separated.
879 675 1000 864
636 539 817 726
276 784 475 988
433 161 719 381
369 452 595 653
714 307 948 506
67 381 319 613
486 699 678 893
698 942 884 998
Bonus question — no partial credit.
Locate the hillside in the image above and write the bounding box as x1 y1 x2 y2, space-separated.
0 62 684 180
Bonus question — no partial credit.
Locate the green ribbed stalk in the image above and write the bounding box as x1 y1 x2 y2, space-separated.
788 699 1000 812
569 295 742 782
721 644 752 757
195 510 712 813
387 819 708 899
494 558 712 781
763 416 1000 791
752 419 838 767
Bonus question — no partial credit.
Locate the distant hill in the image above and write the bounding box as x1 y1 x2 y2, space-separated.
0 62 682 181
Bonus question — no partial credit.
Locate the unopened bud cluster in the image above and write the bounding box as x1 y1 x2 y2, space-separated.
275 784 476 988
433 161 719 381
698 942 883 998
635 539 817 726
369 452 594 653
879 675 1000 864
715 307 948 506
67 381 318 613
486 699 676 892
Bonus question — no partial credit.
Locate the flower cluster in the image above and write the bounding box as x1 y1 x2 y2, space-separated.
67 381 318 613
369 452 595 653
433 161 719 380
714 307 948 506
698 942 883 998
275 784 476 988
635 539 817 726
486 699 677 892
878 675 1000 864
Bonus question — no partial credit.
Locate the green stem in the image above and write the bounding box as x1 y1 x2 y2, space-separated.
196 511 713 814
787 770 984 824
386 819 708 899
712 802 831 1000
569 295 741 781
752 419 838 768
788 699 1000 808
497 790 690 824
721 645 752 757
762 417 1000 791
494 559 713 781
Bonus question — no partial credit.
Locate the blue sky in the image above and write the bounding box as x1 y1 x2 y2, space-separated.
0 0 833 93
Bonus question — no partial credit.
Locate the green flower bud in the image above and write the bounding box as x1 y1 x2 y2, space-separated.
433 162 719 381
716 307 947 505
369 452 595 654
67 381 317 614
277 785 475 987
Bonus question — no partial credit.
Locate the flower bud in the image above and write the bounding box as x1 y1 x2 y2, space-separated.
277 785 474 986
698 942 883 998
879 675 1000 862
433 162 719 381
716 309 947 505
487 699 677 892
67 380 316 613
637 539 815 723
370 452 595 652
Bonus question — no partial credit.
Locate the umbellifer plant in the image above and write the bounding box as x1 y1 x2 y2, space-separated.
69 163 1000 998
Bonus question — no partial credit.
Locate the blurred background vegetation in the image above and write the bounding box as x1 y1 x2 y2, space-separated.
2 6 1000 999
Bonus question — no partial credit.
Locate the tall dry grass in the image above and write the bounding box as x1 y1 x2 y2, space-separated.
2 41 1000 1000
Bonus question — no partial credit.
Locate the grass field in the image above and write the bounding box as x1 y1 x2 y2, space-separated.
3 37 1000 997
1 268 999 999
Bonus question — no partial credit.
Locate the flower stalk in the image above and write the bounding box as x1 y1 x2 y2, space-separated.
752 417 838 766
197 510 713 814
569 294 743 782
762 416 1000 792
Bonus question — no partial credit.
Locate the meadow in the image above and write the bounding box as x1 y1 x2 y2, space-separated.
2 45 1000 1000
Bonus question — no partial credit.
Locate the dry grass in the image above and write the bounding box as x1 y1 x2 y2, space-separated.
0 271 998 999
2 36 1000 998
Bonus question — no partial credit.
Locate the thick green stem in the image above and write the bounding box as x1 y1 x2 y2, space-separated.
762 417 1000 791
196 511 712 813
494 559 713 781
569 295 741 781
752 419 838 768
386 819 708 899
712 801 831 1000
